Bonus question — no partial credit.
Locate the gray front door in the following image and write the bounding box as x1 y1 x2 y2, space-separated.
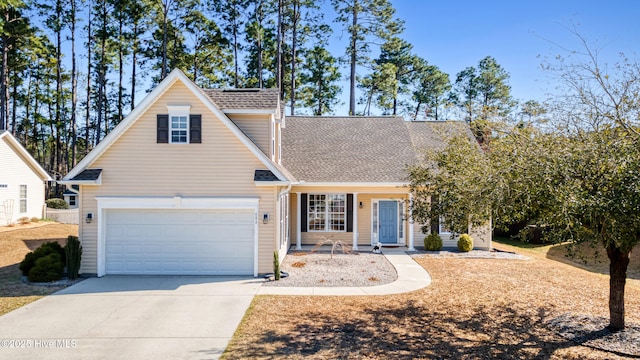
379 200 398 244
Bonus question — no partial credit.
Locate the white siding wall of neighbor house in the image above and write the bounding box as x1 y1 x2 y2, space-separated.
0 139 46 225
78 81 277 275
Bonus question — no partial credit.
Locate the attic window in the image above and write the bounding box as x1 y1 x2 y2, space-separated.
158 106 201 144
167 105 191 144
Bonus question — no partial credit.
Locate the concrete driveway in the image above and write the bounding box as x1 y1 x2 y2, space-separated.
0 276 263 360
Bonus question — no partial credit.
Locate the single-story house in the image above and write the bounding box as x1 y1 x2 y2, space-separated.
0 130 52 225
61 69 490 277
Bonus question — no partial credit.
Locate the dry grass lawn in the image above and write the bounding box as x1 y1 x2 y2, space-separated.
224 242 639 359
0 222 78 315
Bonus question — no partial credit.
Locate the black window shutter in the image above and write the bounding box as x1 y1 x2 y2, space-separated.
300 193 307 232
189 114 201 143
157 114 169 143
346 194 353 232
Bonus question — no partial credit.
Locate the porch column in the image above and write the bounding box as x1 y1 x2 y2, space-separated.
296 192 302 250
408 193 415 251
352 193 358 250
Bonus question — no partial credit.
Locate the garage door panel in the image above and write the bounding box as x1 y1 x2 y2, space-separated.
105 209 254 275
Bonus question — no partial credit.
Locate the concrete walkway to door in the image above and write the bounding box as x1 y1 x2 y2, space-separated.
0 276 262 360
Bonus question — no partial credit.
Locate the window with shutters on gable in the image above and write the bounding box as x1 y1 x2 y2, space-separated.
157 105 201 144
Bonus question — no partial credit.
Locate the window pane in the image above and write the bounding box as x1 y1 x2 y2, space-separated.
19 185 27 213
308 194 326 231
170 116 188 143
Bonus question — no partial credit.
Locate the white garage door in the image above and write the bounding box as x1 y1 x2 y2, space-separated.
105 209 254 275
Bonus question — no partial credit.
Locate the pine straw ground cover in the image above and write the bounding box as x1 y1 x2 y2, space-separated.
223 242 639 359
0 222 78 315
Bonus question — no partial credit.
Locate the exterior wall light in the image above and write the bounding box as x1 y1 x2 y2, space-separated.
263 213 269 224
86 213 93 223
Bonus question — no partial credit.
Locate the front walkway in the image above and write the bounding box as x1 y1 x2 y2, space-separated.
257 248 431 296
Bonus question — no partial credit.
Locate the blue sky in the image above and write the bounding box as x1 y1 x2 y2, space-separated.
321 0 639 113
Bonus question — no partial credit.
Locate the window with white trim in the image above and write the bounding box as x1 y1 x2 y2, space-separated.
19 185 27 213
69 196 76 206
279 193 289 248
167 105 191 144
439 216 452 234
170 116 188 143
307 194 346 232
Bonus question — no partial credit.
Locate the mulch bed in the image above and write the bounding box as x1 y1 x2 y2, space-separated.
263 250 397 287
224 242 639 359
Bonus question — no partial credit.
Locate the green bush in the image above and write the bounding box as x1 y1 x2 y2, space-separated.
64 236 82 280
28 253 64 282
457 234 474 252
273 251 281 280
46 198 69 209
424 233 443 251
19 241 66 276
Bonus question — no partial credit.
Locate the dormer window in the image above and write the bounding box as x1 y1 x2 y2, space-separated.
157 105 201 144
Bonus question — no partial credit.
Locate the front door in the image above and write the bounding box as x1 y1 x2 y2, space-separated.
379 200 398 244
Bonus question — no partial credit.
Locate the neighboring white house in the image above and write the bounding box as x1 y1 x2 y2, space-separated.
63 185 79 209
0 130 52 225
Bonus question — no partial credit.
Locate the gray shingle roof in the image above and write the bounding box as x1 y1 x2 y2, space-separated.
70 168 102 181
254 170 280 182
281 117 472 183
202 88 280 110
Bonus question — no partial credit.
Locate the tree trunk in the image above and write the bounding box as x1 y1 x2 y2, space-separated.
70 0 78 167
117 10 123 124
256 0 263 88
606 243 630 331
276 0 282 98
131 22 138 111
233 17 239 88
348 3 357 116
290 0 300 115
161 3 168 80
85 0 92 152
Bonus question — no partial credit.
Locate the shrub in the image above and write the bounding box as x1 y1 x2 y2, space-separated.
424 233 443 251
19 241 66 276
30 217 40 223
273 251 280 280
64 236 82 280
46 198 69 209
457 234 474 252
17 216 30 225
28 253 64 282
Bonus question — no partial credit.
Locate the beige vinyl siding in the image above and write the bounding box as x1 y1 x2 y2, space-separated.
228 114 271 157
0 138 47 225
79 81 277 275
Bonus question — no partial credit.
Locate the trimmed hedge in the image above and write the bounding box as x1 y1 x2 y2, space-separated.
20 241 66 276
46 198 69 209
424 233 443 251
457 234 474 252
28 253 64 282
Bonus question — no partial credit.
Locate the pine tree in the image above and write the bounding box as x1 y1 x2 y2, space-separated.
298 46 341 115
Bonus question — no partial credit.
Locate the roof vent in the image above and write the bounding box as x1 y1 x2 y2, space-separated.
222 89 260 93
